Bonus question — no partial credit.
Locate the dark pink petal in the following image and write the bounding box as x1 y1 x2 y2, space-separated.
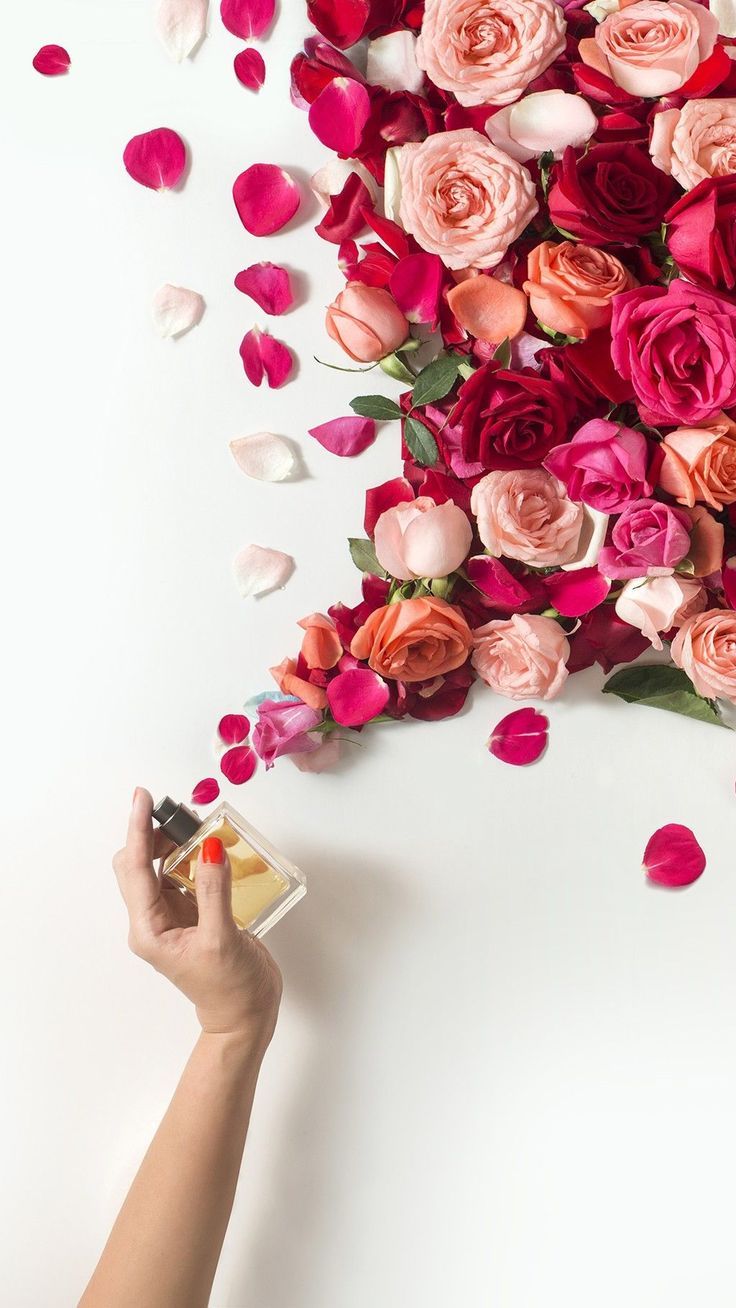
308 77 371 154
220 744 258 784
327 668 389 726
234 47 266 89
240 327 294 388
489 708 549 767
309 416 376 457
217 713 251 745
389 254 443 326
33 45 70 76
315 173 373 244
191 778 221 805
466 556 533 612
234 262 293 314
123 128 187 191
545 568 611 618
724 555 736 610
364 476 414 536
220 0 274 38
233 164 301 235
643 824 706 889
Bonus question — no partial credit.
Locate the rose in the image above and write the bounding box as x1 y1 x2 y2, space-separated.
350 595 473 682
671 608 736 702
298 612 343 669
386 129 538 271
544 419 655 513
471 468 585 566
578 0 718 98
548 143 675 246
455 365 574 470
252 698 323 769
665 177 736 293
523 241 637 340
472 613 570 700
615 575 706 649
651 99 736 191
686 503 725 577
658 417 736 510
598 499 692 579
325 283 408 362
374 497 473 580
610 281 736 425
415 0 567 108
270 657 328 711
485 90 597 163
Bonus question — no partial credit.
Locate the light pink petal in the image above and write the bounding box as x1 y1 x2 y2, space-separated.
509 91 597 158
291 735 343 772
151 284 205 338
229 432 297 481
220 745 257 784
308 77 371 155
234 262 293 314
239 327 294 387
643 824 706 889
191 777 220 804
218 713 251 745
489 708 549 766
233 164 301 235
123 128 187 191
234 47 266 88
233 544 294 597
389 254 443 325
155 0 208 61
220 0 274 38
309 415 376 457
327 668 390 726
545 567 610 618
32 45 71 75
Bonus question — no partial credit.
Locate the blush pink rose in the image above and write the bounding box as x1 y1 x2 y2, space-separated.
389 129 538 271
650 99 736 191
615 575 706 650
544 419 654 513
659 416 736 510
472 613 570 701
579 0 718 98
598 498 693 579
471 468 585 567
374 497 473 581
415 0 567 107
523 241 637 340
325 283 408 362
671 608 736 701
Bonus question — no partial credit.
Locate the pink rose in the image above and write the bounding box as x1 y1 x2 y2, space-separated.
252 698 323 769
615 575 706 650
471 468 585 567
598 498 693 579
388 129 538 271
672 608 736 701
373 496 473 581
523 241 637 341
472 613 570 701
485 90 597 163
579 0 718 98
325 283 408 362
415 0 567 108
544 419 655 513
659 417 736 510
651 99 736 191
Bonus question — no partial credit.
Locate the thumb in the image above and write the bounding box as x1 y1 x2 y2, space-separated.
195 837 235 944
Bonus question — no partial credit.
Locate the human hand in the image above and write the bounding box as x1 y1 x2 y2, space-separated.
113 788 282 1043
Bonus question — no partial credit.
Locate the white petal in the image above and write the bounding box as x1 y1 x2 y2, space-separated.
584 0 620 20
562 507 609 572
509 91 598 159
151 284 205 338
310 157 376 205
229 432 297 482
155 0 209 61
485 107 534 162
233 545 294 598
712 0 736 36
383 147 403 225
366 32 424 94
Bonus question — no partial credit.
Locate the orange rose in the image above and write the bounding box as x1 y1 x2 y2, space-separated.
659 417 736 510
298 612 342 670
350 596 473 683
685 505 725 578
270 657 327 711
523 240 637 340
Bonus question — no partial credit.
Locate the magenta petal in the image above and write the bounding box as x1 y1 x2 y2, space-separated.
643 824 706 888
123 128 187 191
220 745 258 784
33 44 71 76
234 47 266 89
308 77 371 154
389 254 443 326
217 713 251 745
221 0 274 38
191 778 221 805
233 164 301 236
234 262 293 314
545 568 611 618
309 415 376 457
489 708 549 767
466 556 532 612
327 668 389 726
240 327 294 388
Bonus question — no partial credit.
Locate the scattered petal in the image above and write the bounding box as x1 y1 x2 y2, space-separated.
315 173 373 244
155 0 208 61
643 824 706 889
233 544 294 597
327 667 390 726
220 0 274 38
234 262 293 314
151 284 205 338
218 713 251 745
466 555 533 612
233 164 301 235
239 327 294 387
447 275 527 343
712 0 736 37
123 128 187 191
191 777 220 804
364 476 415 536
389 253 443 325
220 744 257 784
234 47 266 88
489 708 549 766
308 77 371 155
229 432 297 481
32 45 71 76
309 415 376 457
545 567 610 618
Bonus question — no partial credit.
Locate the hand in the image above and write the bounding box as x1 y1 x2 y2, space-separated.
113 788 282 1042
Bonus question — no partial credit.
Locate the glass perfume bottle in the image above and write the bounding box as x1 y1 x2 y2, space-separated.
153 797 306 938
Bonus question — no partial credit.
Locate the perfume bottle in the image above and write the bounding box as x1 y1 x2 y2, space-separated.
153 797 306 938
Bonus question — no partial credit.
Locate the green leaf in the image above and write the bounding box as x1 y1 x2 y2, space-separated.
380 352 416 384
348 537 387 578
410 354 461 408
404 415 439 467
493 336 512 368
602 665 725 728
349 394 403 421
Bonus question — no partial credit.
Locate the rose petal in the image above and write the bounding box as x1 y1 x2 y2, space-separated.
151 284 205 338
239 327 293 387
447 275 528 343
311 157 376 205
545 567 611 618
309 415 376 457
291 735 343 771
643 824 706 889
220 745 257 784
308 77 371 155
489 708 549 766
233 164 301 235
233 544 294 597
315 173 373 244
191 777 220 804
32 45 71 76
724 556 736 610
218 713 251 745
712 0 736 36
234 262 293 314
364 477 415 536
389 254 443 325
155 0 208 61
123 128 187 191
326 667 390 726
466 555 533 612
366 31 424 94
234 47 266 88
229 432 297 481
220 0 274 38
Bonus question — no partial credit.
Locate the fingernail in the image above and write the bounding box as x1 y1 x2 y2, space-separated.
202 836 224 864
132 787 141 808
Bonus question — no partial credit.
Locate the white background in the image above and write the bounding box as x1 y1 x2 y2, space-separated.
3 4 736 1305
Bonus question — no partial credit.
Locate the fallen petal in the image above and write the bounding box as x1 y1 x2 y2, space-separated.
309 415 376 457
712 0 736 36
311 157 376 205
447 275 527 342
308 77 371 155
123 127 187 190
234 47 266 88
327 667 389 726
151 284 205 338
233 544 294 597
233 164 301 235
229 432 297 481
220 744 257 784
545 568 610 618
234 262 293 314
191 777 220 804
643 824 706 889
389 253 443 325
32 45 71 75
155 0 208 61
220 0 274 38
239 327 294 388
366 31 424 94
489 708 549 766
218 713 251 745
315 173 373 244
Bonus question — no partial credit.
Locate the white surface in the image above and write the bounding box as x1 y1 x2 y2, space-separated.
3 6 736 1306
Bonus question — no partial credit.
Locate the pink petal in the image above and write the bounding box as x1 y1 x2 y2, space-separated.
233 164 301 235
151 284 205 338
308 77 371 155
191 777 221 805
155 0 209 61
232 544 294 597
309 415 376 457
229 432 297 481
220 745 258 784
218 713 251 745
545 568 610 618
723 555 736 610
315 173 373 244
489 708 549 767
32 45 71 75
466 556 533 612
643 824 706 889
234 47 266 89
239 327 293 387
123 128 187 191
234 262 293 314
220 0 274 38
291 735 343 772
389 254 443 326
326 668 389 726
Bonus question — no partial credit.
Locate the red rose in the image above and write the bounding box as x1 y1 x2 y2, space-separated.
455 365 574 473
540 328 634 414
666 176 736 294
548 143 676 246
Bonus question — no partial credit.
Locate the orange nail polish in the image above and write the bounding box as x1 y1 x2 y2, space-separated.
202 836 224 864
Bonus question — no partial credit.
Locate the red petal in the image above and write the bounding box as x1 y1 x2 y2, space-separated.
643 824 706 889
489 708 549 767
306 0 370 47
234 47 266 89
309 416 376 457
315 173 373 244
220 745 258 784
327 668 389 726
234 262 293 314
308 77 371 154
217 713 251 745
32 44 71 76
123 128 187 191
233 164 301 235
364 476 414 536
240 327 294 388
545 568 611 619
220 0 274 38
191 778 221 805
680 43 731 98
389 254 443 326
723 556 736 611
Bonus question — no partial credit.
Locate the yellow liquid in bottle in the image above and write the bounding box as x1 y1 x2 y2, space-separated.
165 818 289 930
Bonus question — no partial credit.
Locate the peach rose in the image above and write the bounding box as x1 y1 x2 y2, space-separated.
471 468 585 566
659 418 736 511
685 505 725 578
374 497 473 581
485 90 598 164
472 613 570 700
523 241 637 340
671 607 736 702
298 613 342 670
387 129 538 271
579 0 717 98
650 99 736 190
270 657 327 711
415 0 567 108
615 575 705 650
350 596 473 683
325 283 408 362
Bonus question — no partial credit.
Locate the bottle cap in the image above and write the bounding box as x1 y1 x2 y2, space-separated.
152 796 200 847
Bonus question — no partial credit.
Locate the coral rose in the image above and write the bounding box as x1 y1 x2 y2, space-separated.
374 497 473 581
615 575 706 650
651 99 736 191
298 613 343 670
579 0 718 98
671 608 736 702
472 613 570 701
350 596 473 683
524 241 637 340
471 468 585 567
659 417 736 511
325 283 408 362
